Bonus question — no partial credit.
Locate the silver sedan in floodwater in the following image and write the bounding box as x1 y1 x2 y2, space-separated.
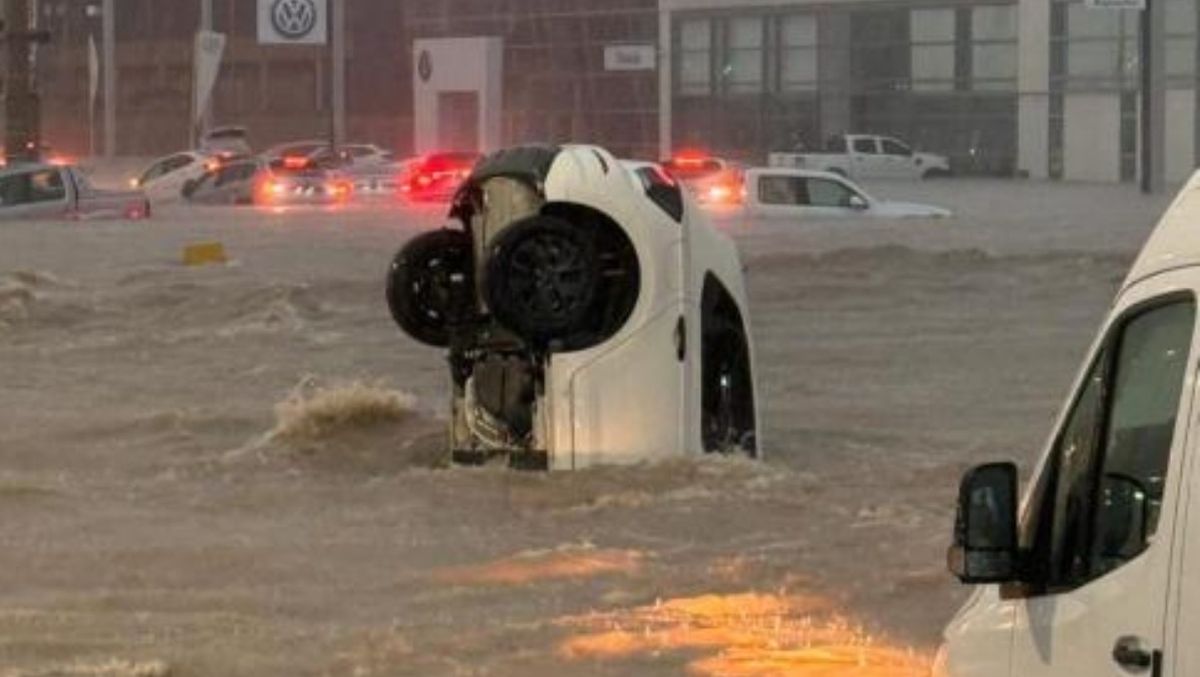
0 163 150 221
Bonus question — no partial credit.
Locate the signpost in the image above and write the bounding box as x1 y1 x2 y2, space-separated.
604 44 657 71
257 0 328 46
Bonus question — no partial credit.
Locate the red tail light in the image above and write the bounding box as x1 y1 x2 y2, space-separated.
282 155 309 170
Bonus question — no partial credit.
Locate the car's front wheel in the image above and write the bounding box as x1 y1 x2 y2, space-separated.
484 215 600 348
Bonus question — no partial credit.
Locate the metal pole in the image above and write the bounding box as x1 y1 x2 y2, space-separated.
330 0 345 148
102 0 115 158
1140 0 1167 193
197 0 212 143
1140 0 1151 193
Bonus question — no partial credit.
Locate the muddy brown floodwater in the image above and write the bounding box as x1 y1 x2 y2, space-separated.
0 180 1172 675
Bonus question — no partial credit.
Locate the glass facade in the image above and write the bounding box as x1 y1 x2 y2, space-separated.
672 3 1019 174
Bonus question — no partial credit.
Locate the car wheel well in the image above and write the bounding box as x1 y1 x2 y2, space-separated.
700 275 756 457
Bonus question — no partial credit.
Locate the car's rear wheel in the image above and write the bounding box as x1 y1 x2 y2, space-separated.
702 315 756 456
484 215 599 347
386 229 476 347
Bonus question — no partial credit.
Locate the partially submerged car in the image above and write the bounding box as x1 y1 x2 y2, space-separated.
0 163 149 220
182 156 264 205
134 151 216 203
745 167 951 219
386 144 759 470
661 151 746 206
768 133 952 180
399 151 482 202
183 156 352 207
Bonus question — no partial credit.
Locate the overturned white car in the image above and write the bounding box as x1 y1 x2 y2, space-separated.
386 144 759 470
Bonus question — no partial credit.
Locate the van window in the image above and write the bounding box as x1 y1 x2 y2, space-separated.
1022 297 1195 591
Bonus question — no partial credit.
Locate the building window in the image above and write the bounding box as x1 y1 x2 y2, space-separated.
911 8 956 92
1059 3 1140 90
780 15 818 93
679 18 712 96
1165 0 1197 82
724 16 764 95
972 5 1018 90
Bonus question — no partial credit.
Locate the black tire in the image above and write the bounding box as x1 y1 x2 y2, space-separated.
386 229 476 347
484 215 599 347
702 316 756 456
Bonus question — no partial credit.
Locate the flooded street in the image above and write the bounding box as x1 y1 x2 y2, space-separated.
0 180 1171 675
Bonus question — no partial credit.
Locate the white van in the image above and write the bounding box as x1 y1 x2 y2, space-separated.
936 175 1200 676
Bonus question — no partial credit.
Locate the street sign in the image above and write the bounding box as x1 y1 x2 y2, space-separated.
258 0 327 45
604 44 657 71
1085 0 1145 10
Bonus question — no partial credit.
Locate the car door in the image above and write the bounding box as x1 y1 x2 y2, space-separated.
880 138 918 179
1008 272 1199 677
803 177 865 217
850 137 883 179
1174 429 1200 676
0 168 70 219
148 154 196 201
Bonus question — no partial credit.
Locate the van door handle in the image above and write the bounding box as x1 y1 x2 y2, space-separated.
674 316 686 362
1112 636 1154 673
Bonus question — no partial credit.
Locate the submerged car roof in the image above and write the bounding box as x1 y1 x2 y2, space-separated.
0 162 62 177
1125 171 1200 290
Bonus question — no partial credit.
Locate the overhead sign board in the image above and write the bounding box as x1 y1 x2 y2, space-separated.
604 44 657 71
1084 0 1145 10
258 0 327 45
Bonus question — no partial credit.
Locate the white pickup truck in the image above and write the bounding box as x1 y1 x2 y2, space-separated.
768 134 951 180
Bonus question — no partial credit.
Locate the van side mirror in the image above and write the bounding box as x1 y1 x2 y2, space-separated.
948 462 1020 584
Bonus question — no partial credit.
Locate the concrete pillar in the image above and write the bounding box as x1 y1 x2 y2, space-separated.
331 0 345 145
817 13 851 142
102 0 115 158
1016 0 1049 178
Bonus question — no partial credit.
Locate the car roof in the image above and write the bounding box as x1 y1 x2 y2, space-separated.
1124 171 1200 290
747 166 856 182
0 162 63 177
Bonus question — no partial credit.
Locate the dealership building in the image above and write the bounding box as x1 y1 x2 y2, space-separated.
24 0 1200 182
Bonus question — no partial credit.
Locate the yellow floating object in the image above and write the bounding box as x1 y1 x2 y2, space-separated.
182 242 227 266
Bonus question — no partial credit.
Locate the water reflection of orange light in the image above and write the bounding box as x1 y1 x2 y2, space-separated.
435 546 643 586
557 592 931 676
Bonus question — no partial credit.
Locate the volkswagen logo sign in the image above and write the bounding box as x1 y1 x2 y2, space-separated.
271 0 318 39
418 50 433 83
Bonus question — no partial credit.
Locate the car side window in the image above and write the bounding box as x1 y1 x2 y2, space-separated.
852 138 878 154
1021 297 1195 591
805 178 854 208
0 173 31 206
757 176 806 206
165 155 194 174
27 170 65 203
140 160 168 184
881 139 912 156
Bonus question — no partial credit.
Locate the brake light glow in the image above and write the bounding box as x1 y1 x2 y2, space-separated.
282 155 309 170
672 150 709 168
707 184 732 202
